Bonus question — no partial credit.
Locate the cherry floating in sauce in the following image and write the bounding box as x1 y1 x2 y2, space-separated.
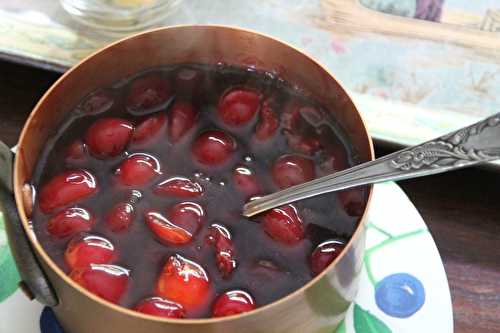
126 74 172 115
262 204 305 245
132 113 167 145
167 101 197 143
154 177 203 198
115 153 162 186
284 131 322 156
271 154 315 189
77 90 114 115
65 140 87 163
106 190 141 232
156 254 211 310
191 130 236 166
318 125 349 172
106 203 135 232
70 264 129 303
145 202 204 245
39 170 98 214
328 145 349 172
320 150 348 174
283 103 323 133
310 240 345 276
281 100 301 131
254 101 279 140
47 207 94 238
212 290 256 318
134 297 185 318
206 224 237 278
218 88 261 126
338 188 366 217
65 234 115 270
84 118 134 159
232 166 261 199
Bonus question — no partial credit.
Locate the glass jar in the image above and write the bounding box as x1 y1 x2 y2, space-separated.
60 0 182 33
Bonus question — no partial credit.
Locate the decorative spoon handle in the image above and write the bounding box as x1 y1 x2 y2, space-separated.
243 112 500 217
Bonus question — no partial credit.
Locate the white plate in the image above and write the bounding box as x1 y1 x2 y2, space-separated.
0 182 453 333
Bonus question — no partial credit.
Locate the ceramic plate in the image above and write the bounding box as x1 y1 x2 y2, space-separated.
0 182 453 332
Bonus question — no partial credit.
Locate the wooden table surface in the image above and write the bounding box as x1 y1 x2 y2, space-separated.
1 60 499 333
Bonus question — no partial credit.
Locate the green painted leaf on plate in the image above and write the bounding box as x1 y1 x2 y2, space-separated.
0 213 20 302
354 304 392 333
334 319 346 333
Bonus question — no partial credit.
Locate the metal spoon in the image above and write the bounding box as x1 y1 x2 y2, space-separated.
243 112 500 217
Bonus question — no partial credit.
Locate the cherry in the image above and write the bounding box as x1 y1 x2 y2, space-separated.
232 166 261 198
145 211 192 245
65 140 87 163
156 254 211 310
310 240 345 276
320 148 348 174
154 177 203 198
134 297 185 318
212 290 256 317
65 234 115 270
126 74 172 115
338 188 366 217
283 103 323 133
70 264 129 303
115 153 162 186
47 207 94 238
145 202 204 245
77 90 114 115
271 154 315 189
254 101 279 140
262 204 305 244
106 190 141 232
206 224 237 278
174 67 203 97
167 101 197 143
84 118 134 158
318 126 348 172
106 203 135 232
284 131 321 155
296 105 324 127
132 113 167 145
218 88 261 126
39 170 98 214
328 144 348 172
191 130 236 166
281 100 301 131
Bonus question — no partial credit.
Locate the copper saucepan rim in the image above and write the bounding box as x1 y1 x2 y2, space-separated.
14 24 375 324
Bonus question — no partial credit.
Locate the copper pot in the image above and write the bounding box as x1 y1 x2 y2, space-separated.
0 25 374 333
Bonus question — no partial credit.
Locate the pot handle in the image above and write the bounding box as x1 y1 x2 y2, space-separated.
0 141 58 306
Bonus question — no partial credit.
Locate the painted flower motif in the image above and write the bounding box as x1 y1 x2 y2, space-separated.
330 38 346 54
40 307 65 333
415 0 444 22
375 273 426 318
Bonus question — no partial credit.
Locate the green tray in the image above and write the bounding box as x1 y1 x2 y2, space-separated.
1 0 499 148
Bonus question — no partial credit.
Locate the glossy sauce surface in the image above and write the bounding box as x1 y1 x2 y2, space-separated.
31 64 367 318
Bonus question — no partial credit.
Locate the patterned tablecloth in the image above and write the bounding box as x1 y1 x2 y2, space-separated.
0 0 499 148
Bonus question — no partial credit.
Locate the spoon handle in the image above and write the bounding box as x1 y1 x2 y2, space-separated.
243 112 500 217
